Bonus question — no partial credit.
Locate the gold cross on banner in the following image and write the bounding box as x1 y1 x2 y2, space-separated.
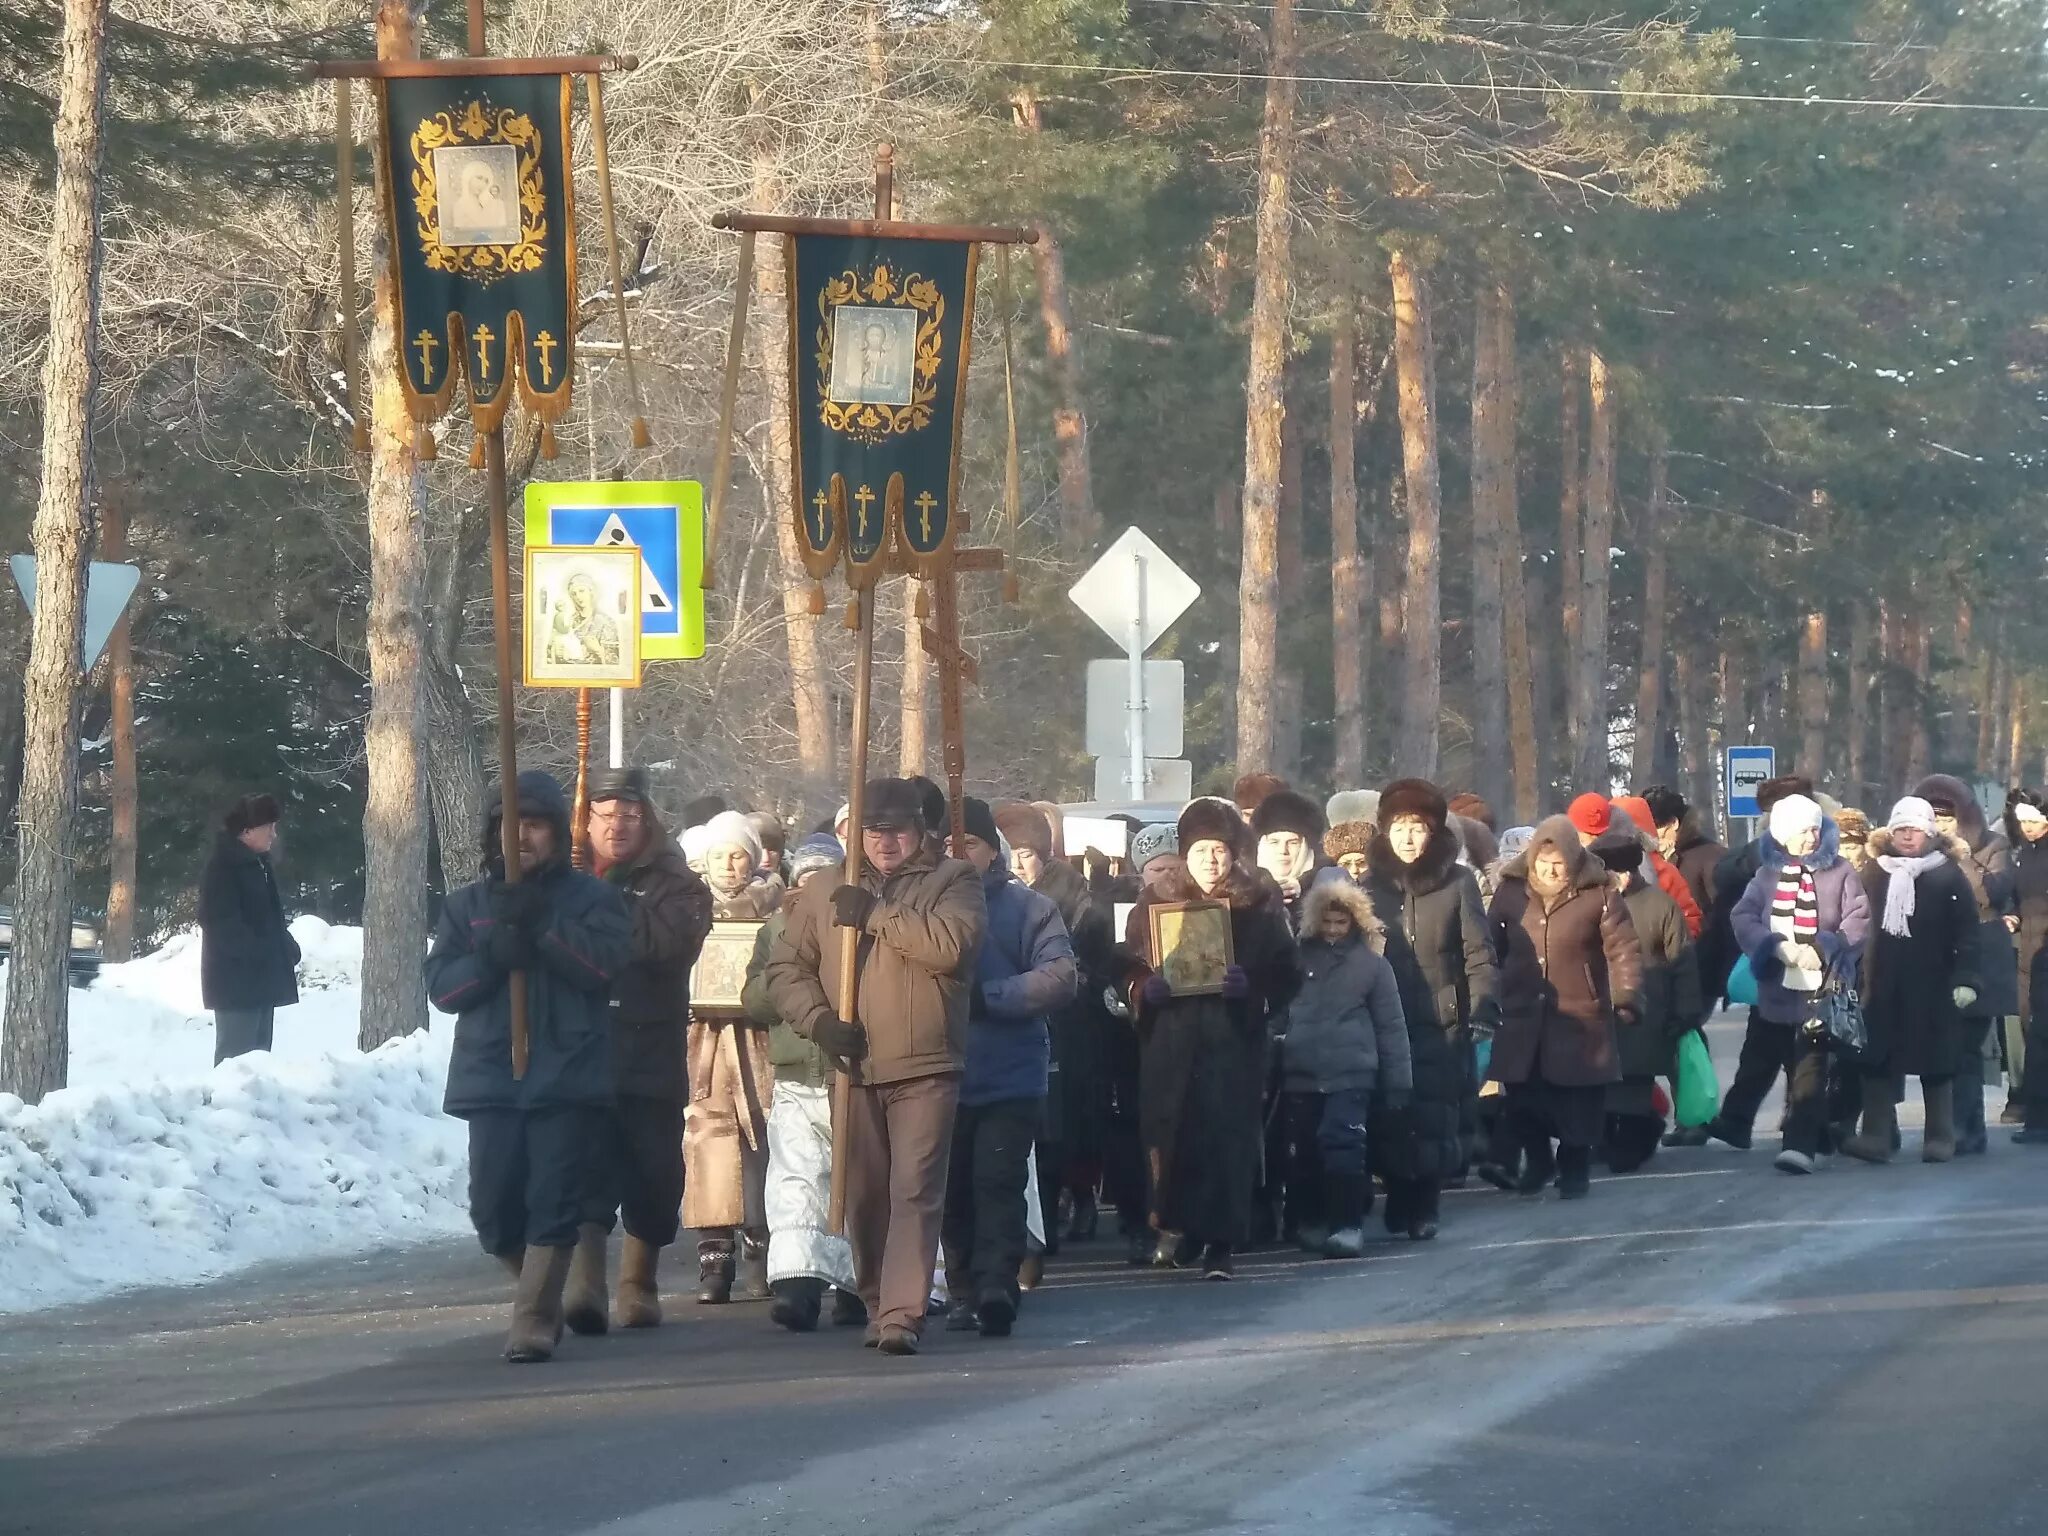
472 323 496 383
811 488 831 538
534 330 559 386
413 329 440 376
853 483 876 537
914 491 938 541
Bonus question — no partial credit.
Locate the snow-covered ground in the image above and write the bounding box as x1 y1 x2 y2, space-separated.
0 919 468 1315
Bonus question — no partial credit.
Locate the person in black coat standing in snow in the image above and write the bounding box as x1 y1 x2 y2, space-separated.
199 794 301 1065
426 771 633 1363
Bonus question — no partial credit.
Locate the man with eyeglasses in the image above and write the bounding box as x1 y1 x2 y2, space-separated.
562 768 712 1336
766 777 987 1356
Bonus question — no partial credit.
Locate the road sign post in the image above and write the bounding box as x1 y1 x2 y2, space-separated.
1069 528 1200 801
1129 541 1147 805
1725 744 1776 841
9 557 141 673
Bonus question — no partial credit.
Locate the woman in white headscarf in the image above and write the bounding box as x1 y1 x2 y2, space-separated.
1844 797 1983 1163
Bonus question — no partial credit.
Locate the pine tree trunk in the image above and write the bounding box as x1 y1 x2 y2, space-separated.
1976 619 2001 775
1010 90 1097 549
1631 448 1669 788
1328 299 1366 789
1846 599 1873 804
898 577 927 775
2009 695 2027 789
1274 369 1305 782
1389 247 1441 778
1906 599 1932 784
1676 643 1717 840
1951 601 1977 769
424 494 486 891
357 0 429 1053
1558 350 1584 768
1378 471 1406 754
1232 0 1296 777
100 492 137 963
1796 490 1830 787
1528 563 1556 806
751 187 836 808
1571 350 1617 789
1718 636 1744 826
1 0 111 1104
1468 280 1514 818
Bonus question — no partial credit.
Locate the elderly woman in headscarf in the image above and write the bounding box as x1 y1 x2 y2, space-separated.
1725 793 1870 1174
1844 797 1983 1163
1485 815 1642 1199
1119 797 1304 1279
686 810 782 1304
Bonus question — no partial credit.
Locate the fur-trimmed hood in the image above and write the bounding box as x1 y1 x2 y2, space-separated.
1365 822 1465 894
1757 816 1843 872
1913 773 1992 851
1299 878 1387 948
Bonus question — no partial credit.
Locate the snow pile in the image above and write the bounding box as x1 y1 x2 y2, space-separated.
0 920 469 1315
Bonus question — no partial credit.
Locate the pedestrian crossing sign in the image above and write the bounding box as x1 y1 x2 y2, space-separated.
523 481 705 660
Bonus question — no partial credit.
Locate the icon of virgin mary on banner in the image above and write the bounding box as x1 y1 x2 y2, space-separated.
786 235 978 586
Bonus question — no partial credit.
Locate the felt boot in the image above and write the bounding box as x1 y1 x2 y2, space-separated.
562 1223 610 1337
504 1245 573 1363
771 1277 825 1332
1842 1094 1896 1164
1922 1082 1957 1162
615 1235 662 1329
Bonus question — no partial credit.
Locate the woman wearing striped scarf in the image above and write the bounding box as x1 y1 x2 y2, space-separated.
1727 794 1871 1174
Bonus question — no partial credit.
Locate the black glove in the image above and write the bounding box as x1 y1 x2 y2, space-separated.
488 878 548 934
1381 1088 1413 1114
479 919 527 972
812 1014 868 1061
831 885 879 931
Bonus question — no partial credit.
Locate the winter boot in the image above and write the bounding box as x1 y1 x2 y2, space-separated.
1066 1189 1100 1243
696 1239 736 1304
1516 1138 1557 1196
615 1235 662 1330
1954 1057 1989 1154
1152 1229 1185 1268
503 1245 573 1363
1200 1243 1235 1281
976 1289 1017 1338
1380 1179 1412 1237
943 1298 980 1332
733 1230 772 1301
771 1277 825 1332
1843 1094 1897 1164
1662 1123 1711 1148
830 1287 869 1328
1703 1116 1753 1152
1556 1145 1592 1200
1922 1082 1957 1163
1322 1174 1372 1259
562 1223 611 1337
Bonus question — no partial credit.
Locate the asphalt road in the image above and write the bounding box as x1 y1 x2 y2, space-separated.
4 1018 2045 1536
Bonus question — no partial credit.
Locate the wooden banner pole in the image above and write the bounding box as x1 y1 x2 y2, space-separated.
571 686 592 870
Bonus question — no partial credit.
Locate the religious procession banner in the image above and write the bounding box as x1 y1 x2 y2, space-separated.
788 235 978 586
376 73 576 435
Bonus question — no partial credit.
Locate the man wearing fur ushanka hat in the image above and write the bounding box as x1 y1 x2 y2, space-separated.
1115 796 1303 1279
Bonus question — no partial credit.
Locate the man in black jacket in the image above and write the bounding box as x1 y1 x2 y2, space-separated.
198 794 301 1065
561 768 713 1336
425 772 632 1363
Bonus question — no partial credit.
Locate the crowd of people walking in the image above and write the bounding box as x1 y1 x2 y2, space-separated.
388 757 2047 1365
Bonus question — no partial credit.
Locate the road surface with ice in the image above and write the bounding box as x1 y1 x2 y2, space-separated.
3 1017 2044 1536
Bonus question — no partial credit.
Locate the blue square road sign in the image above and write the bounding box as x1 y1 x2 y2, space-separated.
524 481 705 660
1725 745 1777 820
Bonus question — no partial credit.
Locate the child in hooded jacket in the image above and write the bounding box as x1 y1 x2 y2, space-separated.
1279 880 1412 1258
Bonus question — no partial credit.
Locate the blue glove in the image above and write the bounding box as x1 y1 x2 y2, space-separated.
1139 974 1173 1012
1221 965 1251 1001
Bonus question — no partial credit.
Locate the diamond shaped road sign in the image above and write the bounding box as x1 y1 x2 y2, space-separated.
10 556 142 672
1067 526 1200 656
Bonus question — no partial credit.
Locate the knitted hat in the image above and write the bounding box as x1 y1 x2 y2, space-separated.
1379 778 1449 829
1323 820 1374 862
701 810 764 869
1178 796 1244 857
961 795 1003 853
994 801 1055 860
224 793 282 835
1250 789 1324 845
1233 772 1289 817
1132 823 1179 871
788 833 844 885
1887 796 1938 837
1326 790 1380 829
1446 792 1496 832
1567 793 1613 839
1768 793 1824 847
1498 825 1536 863
680 824 711 868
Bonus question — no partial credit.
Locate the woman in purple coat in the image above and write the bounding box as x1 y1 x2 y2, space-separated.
1727 794 1871 1174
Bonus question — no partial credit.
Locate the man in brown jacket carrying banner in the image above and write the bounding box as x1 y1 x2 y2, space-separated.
766 777 988 1356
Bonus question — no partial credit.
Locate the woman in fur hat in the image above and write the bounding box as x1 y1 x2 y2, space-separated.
1844 798 1984 1163
1361 779 1499 1237
1914 775 2015 1155
686 810 782 1304
1323 821 1376 884
1252 789 1327 930
1119 797 1303 1279
1486 815 1643 1199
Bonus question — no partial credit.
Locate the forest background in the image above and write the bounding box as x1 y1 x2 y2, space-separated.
2 0 2044 960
